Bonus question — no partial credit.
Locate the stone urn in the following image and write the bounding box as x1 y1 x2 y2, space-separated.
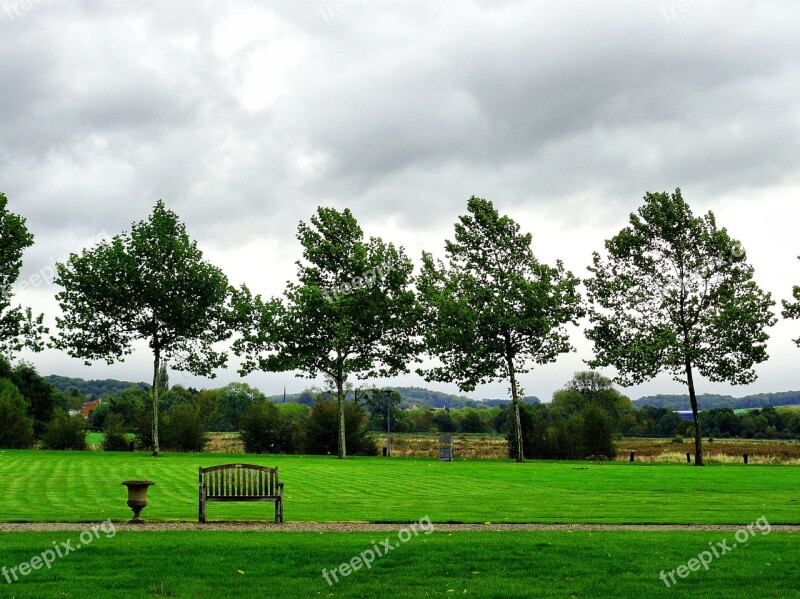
121 480 154 523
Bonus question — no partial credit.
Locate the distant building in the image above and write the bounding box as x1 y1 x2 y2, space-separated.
81 399 102 419
674 410 695 420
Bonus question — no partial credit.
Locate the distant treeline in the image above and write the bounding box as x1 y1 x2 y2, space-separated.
633 391 800 411
44 375 150 400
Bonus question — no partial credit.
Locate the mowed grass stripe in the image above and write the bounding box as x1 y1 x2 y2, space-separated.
0 531 797 598
0 451 797 523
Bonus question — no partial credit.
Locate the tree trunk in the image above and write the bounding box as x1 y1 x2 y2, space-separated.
504 340 523 462
151 349 161 457
336 374 346 459
685 358 704 466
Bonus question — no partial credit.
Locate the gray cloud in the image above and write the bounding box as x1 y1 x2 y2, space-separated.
2 0 799 400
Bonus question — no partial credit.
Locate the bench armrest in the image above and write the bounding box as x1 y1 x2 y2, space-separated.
277 482 284 492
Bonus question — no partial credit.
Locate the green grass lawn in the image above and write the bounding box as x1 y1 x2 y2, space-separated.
0 531 797 598
0 450 797 524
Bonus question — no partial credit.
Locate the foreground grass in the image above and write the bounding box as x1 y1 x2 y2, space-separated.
0 531 797 598
0 450 797 523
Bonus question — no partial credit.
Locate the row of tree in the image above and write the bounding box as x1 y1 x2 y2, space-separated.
2 189 799 464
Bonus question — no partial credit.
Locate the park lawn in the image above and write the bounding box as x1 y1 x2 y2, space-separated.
0 451 797 524
0 531 797 598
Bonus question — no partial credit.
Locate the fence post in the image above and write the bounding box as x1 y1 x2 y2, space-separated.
629 451 635 462
743 453 749 464
686 452 691 463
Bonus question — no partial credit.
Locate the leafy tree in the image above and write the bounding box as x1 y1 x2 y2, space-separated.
783 256 800 346
302 395 377 456
53 200 233 456
580 403 617 459
233 207 418 458
0 193 47 355
551 371 630 421
10 361 55 436
102 413 130 451
42 409 86 450
585 189 776 465
460 409 490 433
240 401 299 454
0 378 33 448
209 382 267 431
161 403 207 452
417 197 583 461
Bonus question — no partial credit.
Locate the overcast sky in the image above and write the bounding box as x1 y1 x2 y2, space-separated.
2 1 799 402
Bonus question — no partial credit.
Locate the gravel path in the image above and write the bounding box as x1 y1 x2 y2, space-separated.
2 522 798 533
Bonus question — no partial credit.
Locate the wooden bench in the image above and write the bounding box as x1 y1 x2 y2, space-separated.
199 464 284 523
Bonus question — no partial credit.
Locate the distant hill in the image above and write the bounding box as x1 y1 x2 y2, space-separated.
387 386 540 409
266 386 540 409
45 375 150 400
633 391 800 411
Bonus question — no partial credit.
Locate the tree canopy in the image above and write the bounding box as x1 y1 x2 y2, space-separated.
417 196 583 461
0 193 47 355
233 207 419 458
53 200 233 455
585 189 776 465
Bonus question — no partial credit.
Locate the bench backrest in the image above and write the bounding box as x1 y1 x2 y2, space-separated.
199 464 279 498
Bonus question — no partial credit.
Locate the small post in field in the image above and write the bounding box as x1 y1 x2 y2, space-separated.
629 451 635 462
743 453 749 464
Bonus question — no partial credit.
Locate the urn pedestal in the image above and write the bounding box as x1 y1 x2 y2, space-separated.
121 480 154 523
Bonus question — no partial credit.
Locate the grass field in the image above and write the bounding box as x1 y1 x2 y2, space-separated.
1 530 797 598
0 450 797 524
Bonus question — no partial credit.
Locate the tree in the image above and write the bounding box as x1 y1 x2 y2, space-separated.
417 197 583 461
53 200 233 456
0 193 47 355
240 401 298 454
102 413 130 451
0 378 33 448
233 207 418 458
585 189 776 465
302 394 377 456
42 409 87 450
10 361 55 436
365 388 402 455
783 257 800 346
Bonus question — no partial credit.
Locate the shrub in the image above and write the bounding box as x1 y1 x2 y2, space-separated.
0 378 33 448
102 413 130 451
161 403 207 452
302 396 377 456
671 435 684 444
240 401 298 454
42 409 87 450
580 403 617 459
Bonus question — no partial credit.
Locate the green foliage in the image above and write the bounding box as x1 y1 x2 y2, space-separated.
208 382 267 431
418 196 582 461
233 207 418 458
161 403 207 452
586 189 776 464
101 413 130 451
53 200 233 455
508 402 616 460
0 193 47 355
302 395 377 456
240 401 300 454
364 388 402 431
44 374 150 400
782 256 800 347
41 409 86 450
0 378 33 448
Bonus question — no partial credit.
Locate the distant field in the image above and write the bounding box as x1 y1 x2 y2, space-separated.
1 530 797 598
0 450 797 524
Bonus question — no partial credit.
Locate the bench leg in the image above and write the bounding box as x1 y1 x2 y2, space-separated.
199 492 205 524
276 498 283 523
